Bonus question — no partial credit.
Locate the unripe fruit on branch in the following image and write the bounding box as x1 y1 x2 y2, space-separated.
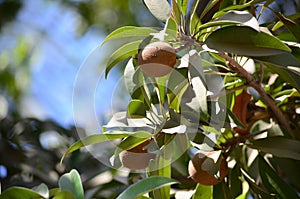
138 42 176 77
188 151 228 186
119 140 156 170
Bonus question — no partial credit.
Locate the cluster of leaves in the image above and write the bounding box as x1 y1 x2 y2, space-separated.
61 0 300 198
0 169 84 199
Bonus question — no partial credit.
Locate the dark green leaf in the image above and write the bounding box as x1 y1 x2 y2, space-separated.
206 26 291 56
127 99 147 118
58 169 84 199
254 52 300 67
0 187 45 199
247 136 300 160
271 11 300 42
116 176 178 199
213 181 233 199
229 164 242 198
144 0 171 22
241 169 275 198
105 40 141 78
102 26 158 45
258 156 299 199
264 63 300 92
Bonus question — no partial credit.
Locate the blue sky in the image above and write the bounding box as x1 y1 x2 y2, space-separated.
10 0 122 128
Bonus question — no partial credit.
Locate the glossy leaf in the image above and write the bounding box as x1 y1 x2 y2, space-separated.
171 0 181 25
53 190 76 199
271 11 300 42
144 0 171 22
264 63 300 92
124 58 136 95
254 52 300 67
118 131 152 151
206 26 291 56
248 136 300 160
102 26 158 45
58 169 84 199
127 99 147 118
61 132 130 162
105 40 141 78
32 183 49 198
193 183 212 199
0 187 45 199
116 176 178 199
258 156 299 199
177 0 188 15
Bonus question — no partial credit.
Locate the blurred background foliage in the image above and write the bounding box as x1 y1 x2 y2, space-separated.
0 0 299 198
0 0 159 197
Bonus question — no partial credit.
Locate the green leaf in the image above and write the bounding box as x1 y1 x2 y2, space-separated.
58 169 84 199
264 63 300 92
193 183 212 199
177 0 188 15
32 183 49 198
241 169 274 198
53 190 76 199
247 136 300 160
102 26 158 45
144 0 171 22
118 131 152 151
116 176 178 199
213 181 233 199
271 11 300 42
171 0 181 25
205 26 291 56
127 99 147 118
105 40 141 78
229 164 242 198
254 52 300 67
0 187 45 199
61 132 130 162
258 156 299 199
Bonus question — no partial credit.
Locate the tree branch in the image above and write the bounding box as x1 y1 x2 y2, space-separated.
217 52 294 138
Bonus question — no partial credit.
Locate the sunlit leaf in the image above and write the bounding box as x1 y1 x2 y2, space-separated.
53 190 76 199
144 0 171 22
102 26 158 45
258 156 299 199
206 26 291 56
177 0 188 15
270 11 300 42
127 99 147 118
105 40 141 78
0 187 45 199
58 169 84 199
61 132 131 162
32 183 49 199
171 0 181 25
193 183 212 199
118 131 152 151
248 136 300 160
116 176 178 199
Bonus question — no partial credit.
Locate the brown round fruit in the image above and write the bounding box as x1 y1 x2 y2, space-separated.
138 42 176 77
188 151 228 186
119 140 156 170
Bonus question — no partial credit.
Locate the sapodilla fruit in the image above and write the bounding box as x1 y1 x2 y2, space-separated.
138 42 176 77
188 151 228 186
119 140 156 170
